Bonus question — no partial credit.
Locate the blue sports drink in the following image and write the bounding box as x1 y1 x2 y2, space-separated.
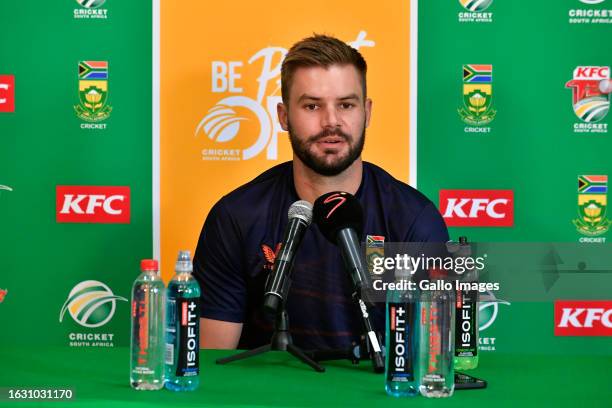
165 250 201 391
385 267 419 397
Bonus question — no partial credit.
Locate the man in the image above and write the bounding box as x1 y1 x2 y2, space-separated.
194 34 448 351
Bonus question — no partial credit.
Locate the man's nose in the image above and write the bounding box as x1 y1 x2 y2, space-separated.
320 105 341 128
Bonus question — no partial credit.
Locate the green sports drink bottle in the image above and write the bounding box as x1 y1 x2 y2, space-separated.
453 237 479 370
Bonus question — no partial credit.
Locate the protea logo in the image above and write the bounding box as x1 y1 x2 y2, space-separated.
59 280 127 328
459 0 493 12
579 0 605 4
76 0 106 8
0 185 12 193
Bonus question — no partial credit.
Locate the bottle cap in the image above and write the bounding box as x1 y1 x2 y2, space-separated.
176 250 193 273
140 259 158 272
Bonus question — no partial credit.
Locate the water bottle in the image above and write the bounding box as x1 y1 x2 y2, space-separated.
385 266 419 397
453 237 479 370
419 270 455 398
165 250 201 391
130 259 165 390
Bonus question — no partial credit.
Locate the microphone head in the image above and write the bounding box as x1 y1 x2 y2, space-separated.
313 191 363 243
288 200 313 225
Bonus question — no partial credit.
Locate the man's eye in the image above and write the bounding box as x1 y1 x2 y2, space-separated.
304 104 318 111
340 103 355 109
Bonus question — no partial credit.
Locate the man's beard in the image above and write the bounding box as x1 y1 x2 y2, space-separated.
288 121 366 177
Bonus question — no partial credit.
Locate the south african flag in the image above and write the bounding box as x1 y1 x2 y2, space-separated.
463 64 492 83
578 175 608 194
79 61 108 80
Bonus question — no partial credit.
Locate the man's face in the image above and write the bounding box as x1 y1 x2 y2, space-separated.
278 64 372 176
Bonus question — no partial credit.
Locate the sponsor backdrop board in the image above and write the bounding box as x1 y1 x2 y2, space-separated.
0 1 152 347
160 0 412 279
417 0 612 354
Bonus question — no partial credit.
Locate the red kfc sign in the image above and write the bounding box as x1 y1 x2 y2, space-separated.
555 301 612 337
439 190 514 227
56 186 130 223
0 75 15 112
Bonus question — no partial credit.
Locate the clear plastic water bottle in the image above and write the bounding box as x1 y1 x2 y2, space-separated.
130 259 165 390
385 266 419 397
165 250 201 391
419 270 455 398
454 237 479 370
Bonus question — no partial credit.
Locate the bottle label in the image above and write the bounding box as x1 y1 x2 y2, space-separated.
425 301 442 375
386 302 414 382
176 297 200 377
455 289 478 357
132 295 150 369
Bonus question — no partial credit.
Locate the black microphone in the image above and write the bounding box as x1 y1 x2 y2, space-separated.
263 200 313 315
313 191 374 305
313 191 384 373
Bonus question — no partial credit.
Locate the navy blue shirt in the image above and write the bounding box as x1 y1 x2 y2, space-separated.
193 161 449 351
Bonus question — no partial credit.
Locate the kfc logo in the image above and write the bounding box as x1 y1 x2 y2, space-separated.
439 190 514 227
555 300 612 336
0 75 15 112
56 186 130 223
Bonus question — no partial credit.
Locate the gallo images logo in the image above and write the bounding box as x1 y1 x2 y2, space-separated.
439 190 514 227
194 31 375 162
59 280 127 328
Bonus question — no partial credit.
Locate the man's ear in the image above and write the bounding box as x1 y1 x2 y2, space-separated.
364 98 372 128
277 102 288 131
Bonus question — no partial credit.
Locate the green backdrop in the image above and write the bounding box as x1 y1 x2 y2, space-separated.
0 1 152 348
417 0 612 355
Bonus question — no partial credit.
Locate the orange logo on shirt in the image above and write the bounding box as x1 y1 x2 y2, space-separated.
262 243 282 270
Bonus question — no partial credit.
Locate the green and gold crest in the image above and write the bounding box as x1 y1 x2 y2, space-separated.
573 176 610 236
458 64 496 126
74 61 112 122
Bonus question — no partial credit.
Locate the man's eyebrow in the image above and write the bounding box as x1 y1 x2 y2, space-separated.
296 93 361 102
297 94 322 102
338 94 360 101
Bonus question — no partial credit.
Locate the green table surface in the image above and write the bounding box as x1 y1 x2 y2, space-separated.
0 347 610 407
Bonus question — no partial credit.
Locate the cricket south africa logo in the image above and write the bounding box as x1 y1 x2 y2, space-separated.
459 65 496 128
77 0 106 7
59 280 127 328
458 0 493 23
569 1 612 24
478 291 510 352
74 61 112 125
74 0 108 19
194 32 375 161
574 175 610 241
566 66 610 133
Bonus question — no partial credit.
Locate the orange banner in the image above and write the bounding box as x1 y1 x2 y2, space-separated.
160 0 411 279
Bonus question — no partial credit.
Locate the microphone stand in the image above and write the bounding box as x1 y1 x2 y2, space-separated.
305 334 384 366
215 305 325 373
